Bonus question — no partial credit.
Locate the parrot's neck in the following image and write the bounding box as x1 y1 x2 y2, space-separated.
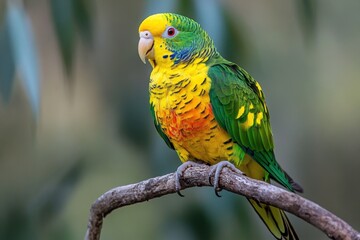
149 57 210 103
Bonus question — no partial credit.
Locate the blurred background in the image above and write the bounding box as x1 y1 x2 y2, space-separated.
0 0 359 239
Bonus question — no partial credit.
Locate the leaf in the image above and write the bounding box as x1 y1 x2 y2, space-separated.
6 0 41 117
73 0 94 46
50 0 75 76
296 0 317 42
0 21 15 102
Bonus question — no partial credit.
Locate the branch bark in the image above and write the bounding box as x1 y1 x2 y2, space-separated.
85 165 360 240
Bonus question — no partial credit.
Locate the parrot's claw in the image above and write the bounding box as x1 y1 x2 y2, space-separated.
209 161 243 197
175 161 204 197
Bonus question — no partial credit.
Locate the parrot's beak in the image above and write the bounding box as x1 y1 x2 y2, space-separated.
138 31 154 64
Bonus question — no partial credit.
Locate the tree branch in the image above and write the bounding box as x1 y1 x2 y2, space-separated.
85 165 360 240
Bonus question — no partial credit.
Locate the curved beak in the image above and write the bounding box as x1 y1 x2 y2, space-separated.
138 31 154 64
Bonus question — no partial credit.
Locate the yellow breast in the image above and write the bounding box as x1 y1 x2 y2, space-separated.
150 62 233 164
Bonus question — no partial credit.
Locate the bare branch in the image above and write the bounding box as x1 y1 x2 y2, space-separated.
85 165 360 240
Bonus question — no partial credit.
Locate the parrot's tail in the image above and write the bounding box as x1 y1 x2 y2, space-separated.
248 198 299 240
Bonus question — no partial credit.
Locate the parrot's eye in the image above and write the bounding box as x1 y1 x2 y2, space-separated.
167 27 175 36
163 26 178 38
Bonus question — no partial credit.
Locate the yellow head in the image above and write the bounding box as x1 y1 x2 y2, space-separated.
138 13 215 68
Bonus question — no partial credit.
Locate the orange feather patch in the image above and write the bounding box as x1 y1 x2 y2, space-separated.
160 103 214 142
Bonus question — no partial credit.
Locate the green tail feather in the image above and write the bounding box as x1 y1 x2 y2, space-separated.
253 151 303 193
248 199 299 240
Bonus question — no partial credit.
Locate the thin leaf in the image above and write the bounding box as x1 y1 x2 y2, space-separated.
50 0 75 75
73 0 94 46
6 0 41 117
0 20 15 102
296 0 317 42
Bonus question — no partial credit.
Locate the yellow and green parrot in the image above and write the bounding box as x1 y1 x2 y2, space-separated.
138 13 303 240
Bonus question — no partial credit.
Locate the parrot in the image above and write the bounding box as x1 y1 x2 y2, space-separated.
138 13 303 240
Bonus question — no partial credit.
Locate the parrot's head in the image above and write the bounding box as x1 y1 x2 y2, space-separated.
138 13 216 67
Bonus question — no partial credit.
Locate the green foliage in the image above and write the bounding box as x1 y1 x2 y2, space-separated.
50 0 75 76
50 0 94 76
73 0 93 45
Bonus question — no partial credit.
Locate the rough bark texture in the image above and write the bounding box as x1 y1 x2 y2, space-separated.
85 165 360 240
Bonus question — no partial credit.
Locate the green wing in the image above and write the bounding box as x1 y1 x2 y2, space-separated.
208 62 302 192
150 104 174 150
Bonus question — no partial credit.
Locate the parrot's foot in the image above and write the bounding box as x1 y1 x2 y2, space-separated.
175 161 204 197
209 161 243 197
